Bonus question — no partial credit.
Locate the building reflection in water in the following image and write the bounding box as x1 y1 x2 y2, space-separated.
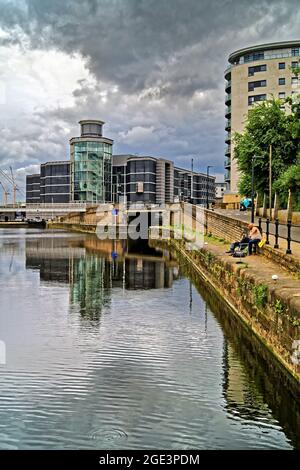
25 234 179 320
176 260 300 450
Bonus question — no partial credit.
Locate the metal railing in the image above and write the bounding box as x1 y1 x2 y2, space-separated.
258 217 299 255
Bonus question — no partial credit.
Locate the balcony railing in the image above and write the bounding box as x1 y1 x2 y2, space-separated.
225 80 231 91
224 66 232 79
224 158 231 169
225 170 231 182
225 106 231 117
225 145 231 155
225 132 231 143
225 119 231 130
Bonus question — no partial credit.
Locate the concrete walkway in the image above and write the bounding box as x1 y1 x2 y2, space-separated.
215 209 300 261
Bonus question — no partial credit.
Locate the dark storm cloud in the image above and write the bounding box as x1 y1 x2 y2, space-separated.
0 0 299 188
0 0 298 95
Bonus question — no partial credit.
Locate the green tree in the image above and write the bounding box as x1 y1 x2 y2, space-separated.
274 156 300 210
234 98 299 201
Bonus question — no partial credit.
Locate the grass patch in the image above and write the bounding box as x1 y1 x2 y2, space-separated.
253 284 268 308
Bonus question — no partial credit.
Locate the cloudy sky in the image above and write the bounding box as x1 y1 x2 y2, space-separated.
0 0 299 195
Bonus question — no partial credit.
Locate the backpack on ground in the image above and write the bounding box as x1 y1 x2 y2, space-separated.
232 250 247 258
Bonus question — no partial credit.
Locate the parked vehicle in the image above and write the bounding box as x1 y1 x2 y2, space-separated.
240 198 252 211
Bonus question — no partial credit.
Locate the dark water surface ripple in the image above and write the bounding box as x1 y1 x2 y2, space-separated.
0 228 298 449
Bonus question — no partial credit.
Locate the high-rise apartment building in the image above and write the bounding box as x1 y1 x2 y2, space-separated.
70 120 113 203
225 40 300 192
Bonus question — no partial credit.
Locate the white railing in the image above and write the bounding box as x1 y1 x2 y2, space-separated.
26 203 87 209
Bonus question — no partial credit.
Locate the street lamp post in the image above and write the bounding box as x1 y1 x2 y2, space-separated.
206 166 213 209
191 158 194 204
251 155 263 223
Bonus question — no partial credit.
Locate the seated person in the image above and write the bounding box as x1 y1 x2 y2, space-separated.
226 227 250 254
248 223 262 255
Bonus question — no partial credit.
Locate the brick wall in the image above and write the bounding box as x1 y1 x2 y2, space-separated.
205 209 247 242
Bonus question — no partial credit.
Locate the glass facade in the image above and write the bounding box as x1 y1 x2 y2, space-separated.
126 159 156 203
40 162 70 203
72 141 112 202
174 169 215 205
26 174 41 203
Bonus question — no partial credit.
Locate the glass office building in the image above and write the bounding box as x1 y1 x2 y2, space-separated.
70 120 113 203
112 155 215 205
26 174 41 203
112 155 174 204
40 161 70 203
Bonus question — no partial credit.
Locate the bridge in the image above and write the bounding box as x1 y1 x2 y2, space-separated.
0 203 88 221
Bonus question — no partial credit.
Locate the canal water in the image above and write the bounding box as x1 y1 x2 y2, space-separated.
0 228 299 450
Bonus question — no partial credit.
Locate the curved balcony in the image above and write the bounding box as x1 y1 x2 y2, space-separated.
225 170 231 183
224 158 231 169
225 132 231 144
224 66 231 81
225 106 231 118
225 93 231 105
225 119 231 131
225 145 231 155
225 80 231 93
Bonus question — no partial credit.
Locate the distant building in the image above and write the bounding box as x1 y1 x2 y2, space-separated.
40 161 70 203
215 182 227 199
225 40 300 192
26 120 215 206
112 155 174 204
174 167 215 206
70 120 113 203
26 174 40 203
112 155 215 206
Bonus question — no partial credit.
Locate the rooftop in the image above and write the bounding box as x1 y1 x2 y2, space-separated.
228 40 300 64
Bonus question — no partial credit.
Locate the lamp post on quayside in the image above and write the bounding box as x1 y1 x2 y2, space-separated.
251 155 263 223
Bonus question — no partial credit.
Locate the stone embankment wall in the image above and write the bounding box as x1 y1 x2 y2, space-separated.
56 206 99 226
49 205 117 233
152 236 300 389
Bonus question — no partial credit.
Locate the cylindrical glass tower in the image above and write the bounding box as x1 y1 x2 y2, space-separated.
70 120 113 203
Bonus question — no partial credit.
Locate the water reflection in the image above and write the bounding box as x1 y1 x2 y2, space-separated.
0 229 298 449
25 234 179 320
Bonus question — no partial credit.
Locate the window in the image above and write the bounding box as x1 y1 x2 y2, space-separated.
248 94 267 105
278 62 285 69
244 52 264 62
292 61 299 69
278 92 285 99
278 78 285 85
135 160 145 173
292 48 299 56
292 77 299 84
248 80 267 91
248 64 267 76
